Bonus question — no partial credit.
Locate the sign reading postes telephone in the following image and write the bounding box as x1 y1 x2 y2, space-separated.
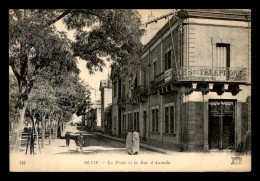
173 67 247 82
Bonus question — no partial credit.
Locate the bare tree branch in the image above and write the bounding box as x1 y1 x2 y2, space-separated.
44 9 72 28
73 9 104 20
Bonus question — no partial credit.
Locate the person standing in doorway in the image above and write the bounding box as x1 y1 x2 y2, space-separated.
65 131 70 147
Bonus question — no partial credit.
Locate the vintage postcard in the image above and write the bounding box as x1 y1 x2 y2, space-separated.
9 9 251 172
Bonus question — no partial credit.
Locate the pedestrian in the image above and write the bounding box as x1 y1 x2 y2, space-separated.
132 130 140 155
126 130 133 155
78 132 84 153
65 131 70 147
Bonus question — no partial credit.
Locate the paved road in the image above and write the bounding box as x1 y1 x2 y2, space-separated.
48 123 160 156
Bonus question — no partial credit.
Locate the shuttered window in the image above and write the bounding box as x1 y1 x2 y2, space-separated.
164 105 175 134
215 43 230 80
165 50 172 71
216 43 230 68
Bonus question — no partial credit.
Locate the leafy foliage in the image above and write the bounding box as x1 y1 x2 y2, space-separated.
9 9 144 151
63 9 145 73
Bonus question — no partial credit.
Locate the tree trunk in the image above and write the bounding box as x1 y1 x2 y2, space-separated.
10 102 27 153
41 115 46 148
53 120 56 140
49 121 52 144
52 120 55 141
31 115 40 154
30 131 34 155
55 120 58 139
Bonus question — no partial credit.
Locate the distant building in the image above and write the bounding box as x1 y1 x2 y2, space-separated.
104 104 113 135
84 100 101 131
99 78 112 133
110 9 251 151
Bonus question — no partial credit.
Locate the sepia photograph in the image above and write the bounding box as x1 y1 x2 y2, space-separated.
9 9 251 172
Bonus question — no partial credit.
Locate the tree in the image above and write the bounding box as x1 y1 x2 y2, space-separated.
9 9 145 152
24 64 90 152
9 74 19 137
65 9 145 73
9 9 78 152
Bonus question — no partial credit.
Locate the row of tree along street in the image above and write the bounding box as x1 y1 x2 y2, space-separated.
9 9 145 153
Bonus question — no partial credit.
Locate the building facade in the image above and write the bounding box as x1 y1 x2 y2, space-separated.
84 100 102 131
104 104 113 135
99 79 112 133
111 9 251 151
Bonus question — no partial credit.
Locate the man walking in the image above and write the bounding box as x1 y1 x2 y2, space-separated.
78 132 84 153
65 131 70 147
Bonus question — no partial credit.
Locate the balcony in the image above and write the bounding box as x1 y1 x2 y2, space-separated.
173 66 248 83
132 85 148 97
150 66 248 95
152 66 247 88
118 96 127 105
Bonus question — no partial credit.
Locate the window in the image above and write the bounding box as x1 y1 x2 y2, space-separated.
122 114 126 132
152 108 159 132
165 50 172 71
216 43 230 68
128 113 132 130
164 104 175 134
155 109 159 132
153 61 157 78
134 73 138 88
143 70 146 88
134 112 136 129
137 112 139 130
170 106 175 133
152 110 155 132
216 43 230 80
134 112 139 130
124 114 127 131
165 107 169 133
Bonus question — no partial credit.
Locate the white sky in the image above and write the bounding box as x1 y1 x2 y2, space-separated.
10 9 175 103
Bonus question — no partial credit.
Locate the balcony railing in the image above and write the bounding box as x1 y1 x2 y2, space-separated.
152 66 247 88
132 85 148 97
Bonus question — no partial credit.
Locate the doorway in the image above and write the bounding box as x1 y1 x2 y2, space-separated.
208 100 235 150
143 111 147 141
118 108 121 138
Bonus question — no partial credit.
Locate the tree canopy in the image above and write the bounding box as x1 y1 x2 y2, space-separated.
9 9 145 152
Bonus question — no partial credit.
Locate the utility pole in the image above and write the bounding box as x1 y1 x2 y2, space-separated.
142 10 182 27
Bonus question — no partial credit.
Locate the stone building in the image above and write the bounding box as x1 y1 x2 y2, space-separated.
99 78 112 133
110 9 251 151
84 100 101 131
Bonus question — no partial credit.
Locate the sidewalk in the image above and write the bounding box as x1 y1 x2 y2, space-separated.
93 132 171 154
40 137 78 155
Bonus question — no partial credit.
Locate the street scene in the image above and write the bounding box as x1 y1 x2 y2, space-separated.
9 9 251 172
22 122 162 156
